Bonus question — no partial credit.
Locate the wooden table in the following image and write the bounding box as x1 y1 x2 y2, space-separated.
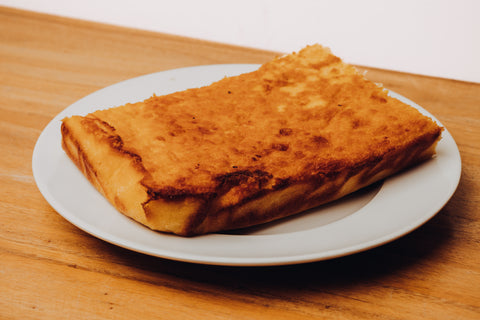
1 6 479 319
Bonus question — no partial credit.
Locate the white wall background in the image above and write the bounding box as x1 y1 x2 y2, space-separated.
2 0 479 83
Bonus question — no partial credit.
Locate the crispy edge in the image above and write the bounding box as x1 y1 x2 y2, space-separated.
61 115 441 236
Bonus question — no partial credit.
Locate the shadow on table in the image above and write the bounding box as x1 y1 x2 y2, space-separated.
105 205 456 295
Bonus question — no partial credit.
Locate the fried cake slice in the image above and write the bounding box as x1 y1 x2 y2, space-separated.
61 44 442 236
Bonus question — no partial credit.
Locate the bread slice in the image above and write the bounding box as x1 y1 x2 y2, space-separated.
61 44 442 236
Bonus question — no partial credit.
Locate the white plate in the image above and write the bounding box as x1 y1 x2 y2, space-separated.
32 64 461 266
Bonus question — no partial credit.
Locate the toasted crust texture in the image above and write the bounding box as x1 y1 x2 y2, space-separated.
61 44 442 236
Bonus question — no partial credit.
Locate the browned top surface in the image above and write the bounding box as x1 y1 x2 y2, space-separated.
81 45 440 200
2 6 480 320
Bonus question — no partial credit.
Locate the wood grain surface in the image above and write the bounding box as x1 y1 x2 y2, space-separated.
1 6 479 320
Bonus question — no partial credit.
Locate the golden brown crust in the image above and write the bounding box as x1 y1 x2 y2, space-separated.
61 44 442 236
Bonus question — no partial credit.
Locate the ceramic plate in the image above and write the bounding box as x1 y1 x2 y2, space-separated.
32 64 461 266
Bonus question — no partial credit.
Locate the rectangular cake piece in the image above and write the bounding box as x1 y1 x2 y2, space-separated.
61 44 442 236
